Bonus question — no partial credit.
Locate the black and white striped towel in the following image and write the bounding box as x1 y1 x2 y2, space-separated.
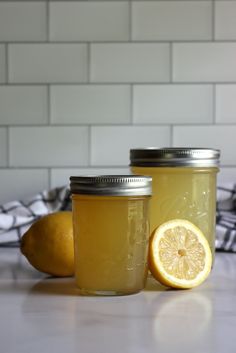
216 183 236 252
0 184 235 252
0 187 70 246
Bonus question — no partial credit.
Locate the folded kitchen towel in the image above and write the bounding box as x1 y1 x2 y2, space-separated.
216 183 236 252
0 184 235 252
0 187 70 246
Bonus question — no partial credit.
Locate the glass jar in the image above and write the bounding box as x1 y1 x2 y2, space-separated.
70 175 152 296
130 148 220 257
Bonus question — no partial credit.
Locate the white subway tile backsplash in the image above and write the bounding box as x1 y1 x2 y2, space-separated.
215 2 236 40
173 125 236 165
0 169 49 205
0 128 7 167
50 2 129 41
0 45 6 83
133 85 213 124
91 126 170 166
173 43 236 82
91 43 170 83
216 85 236 124
0 2 47 42
0 86 48 125
9 44 88 83
0 0 236 204
9 127 89 167
132 1 212 41
51 85 131 124
50 167 129 188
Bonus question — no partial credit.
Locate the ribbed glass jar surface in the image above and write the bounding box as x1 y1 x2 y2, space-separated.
130 148 220 259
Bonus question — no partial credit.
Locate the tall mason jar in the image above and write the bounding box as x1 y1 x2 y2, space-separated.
130 148 220 258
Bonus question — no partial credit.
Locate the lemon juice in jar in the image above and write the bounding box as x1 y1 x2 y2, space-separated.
70 175 152 295
130 148 220 257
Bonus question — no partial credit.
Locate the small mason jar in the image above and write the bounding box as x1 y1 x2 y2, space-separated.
130 148 220 258
70 175 152 296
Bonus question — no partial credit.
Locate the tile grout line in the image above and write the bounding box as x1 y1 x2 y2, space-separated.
2 40 236 45
48 85 51 125
46 0 50 42
130 84 134 125
87 43 91 83
170 42 173 83
170 125 174 147
5 43 9 84
88 126 92 167
6 126 10 167
0 166 130 170
213 84 216 124
1 122 236 128
1 83 236 87
212 0 215 41
129 0 132 42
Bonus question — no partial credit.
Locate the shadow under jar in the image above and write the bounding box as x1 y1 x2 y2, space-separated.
70 175 152 296
130 148 220 261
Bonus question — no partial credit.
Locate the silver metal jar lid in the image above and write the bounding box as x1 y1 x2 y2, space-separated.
70 175 152 196
130 148 220 167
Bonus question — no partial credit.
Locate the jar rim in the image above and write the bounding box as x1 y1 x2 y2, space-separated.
70 175 152 196
130 147 220 167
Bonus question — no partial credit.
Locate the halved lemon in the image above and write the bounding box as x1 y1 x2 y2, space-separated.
148 219 212 289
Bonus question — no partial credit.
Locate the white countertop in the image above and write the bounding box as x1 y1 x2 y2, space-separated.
0 248 235 353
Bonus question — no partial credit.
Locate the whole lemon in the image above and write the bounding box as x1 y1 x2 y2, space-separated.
20 211 74 277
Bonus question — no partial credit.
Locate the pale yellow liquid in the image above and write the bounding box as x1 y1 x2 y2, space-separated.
72 195 150 295
132 167 218 256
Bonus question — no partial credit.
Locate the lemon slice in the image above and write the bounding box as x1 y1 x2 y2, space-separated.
148 219 212 289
